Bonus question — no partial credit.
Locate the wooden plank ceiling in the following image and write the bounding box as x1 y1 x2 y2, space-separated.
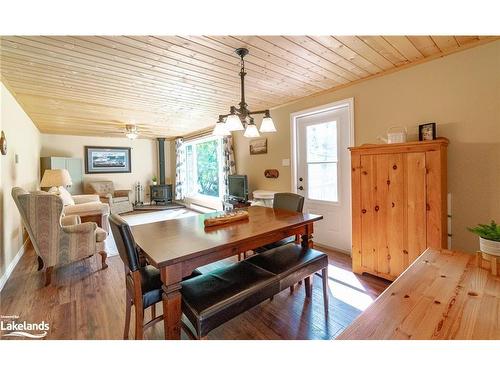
0 36 495 139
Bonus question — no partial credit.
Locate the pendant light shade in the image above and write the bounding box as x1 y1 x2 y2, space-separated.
259 116 277 133
225 114 244 131
212 119 230 136
243 124 260 138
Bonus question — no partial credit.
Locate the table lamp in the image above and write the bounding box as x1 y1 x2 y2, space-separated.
40 169 72 194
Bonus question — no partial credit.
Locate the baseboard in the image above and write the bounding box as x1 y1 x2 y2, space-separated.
0 238 29 292
314 242 352 256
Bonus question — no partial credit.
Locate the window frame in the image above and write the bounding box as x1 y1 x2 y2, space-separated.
182 135 224 205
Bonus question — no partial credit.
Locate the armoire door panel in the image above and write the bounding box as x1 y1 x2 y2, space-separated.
360 155 375 271
386 153 405 276
374 154 390 275
426 149 446 249
406 152 427 265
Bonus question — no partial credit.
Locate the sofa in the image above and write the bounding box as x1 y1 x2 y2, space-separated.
87 181 133 215
12 187 108 286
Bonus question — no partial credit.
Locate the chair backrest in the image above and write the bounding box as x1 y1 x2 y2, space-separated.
11 187 65 261
273 192 305 213
89 181 115 195
108 214 140 272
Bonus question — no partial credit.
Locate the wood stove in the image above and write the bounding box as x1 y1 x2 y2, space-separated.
151 138 173 205
151 184 172 204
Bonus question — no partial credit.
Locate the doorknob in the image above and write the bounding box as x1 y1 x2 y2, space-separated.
298 186 304 191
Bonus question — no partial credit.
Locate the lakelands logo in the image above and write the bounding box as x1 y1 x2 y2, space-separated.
1 315 49 339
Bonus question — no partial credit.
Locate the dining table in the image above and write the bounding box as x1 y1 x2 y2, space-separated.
130 205 323 339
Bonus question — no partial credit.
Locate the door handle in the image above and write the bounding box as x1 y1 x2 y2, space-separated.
297 186 304 191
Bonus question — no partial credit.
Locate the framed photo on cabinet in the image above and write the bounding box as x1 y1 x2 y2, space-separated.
419 123 436 141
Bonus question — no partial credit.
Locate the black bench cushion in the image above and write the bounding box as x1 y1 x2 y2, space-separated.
181 261 279 337
254 236 296 253
139 266 202 309
245 243 328 291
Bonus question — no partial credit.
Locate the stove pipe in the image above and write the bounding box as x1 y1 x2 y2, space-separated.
157 138 166 185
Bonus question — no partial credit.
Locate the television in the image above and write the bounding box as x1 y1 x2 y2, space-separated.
228 174 248 201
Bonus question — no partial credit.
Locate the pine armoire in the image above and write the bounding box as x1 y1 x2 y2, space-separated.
350 138 448 281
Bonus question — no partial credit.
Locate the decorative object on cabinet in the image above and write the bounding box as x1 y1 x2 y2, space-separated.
0 131 7 155
350 138 448 281
84 146 131 174
41 157 83 194
419 122 436 141
377 126 407 144
264 169 279 178
249 138 267 155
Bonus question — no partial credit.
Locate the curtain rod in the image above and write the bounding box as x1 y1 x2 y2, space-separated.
177 127 214 141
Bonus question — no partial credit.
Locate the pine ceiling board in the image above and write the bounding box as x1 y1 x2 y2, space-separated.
430 36 460 52
455 36 479 46
230 35 341 85
406 36 441 57
284 36 370 78
359 36 408 66
242 36 348 85
86 35 301 101
333 36 395 70
308 36 382 75
381 36 424 62
0 39 263 106
1 60 238 111
28 35 294 102
181 35 326 92
1 35 493 138
152 35 307 97
206 35 335 90
260 36 357 82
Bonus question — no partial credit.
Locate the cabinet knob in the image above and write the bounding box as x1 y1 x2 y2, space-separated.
392 164 398 170
374 205 380 212
361 209 367 214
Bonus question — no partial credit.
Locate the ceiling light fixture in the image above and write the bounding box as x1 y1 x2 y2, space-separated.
212 48 277 138
125 124 139 139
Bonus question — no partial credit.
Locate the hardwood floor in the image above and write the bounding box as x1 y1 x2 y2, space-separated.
0 243 390 339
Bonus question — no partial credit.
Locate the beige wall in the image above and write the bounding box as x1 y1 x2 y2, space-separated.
234 40 500 251
40 134 165 202
0 82 41 279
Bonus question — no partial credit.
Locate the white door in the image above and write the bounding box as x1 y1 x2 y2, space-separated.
294 104 352 252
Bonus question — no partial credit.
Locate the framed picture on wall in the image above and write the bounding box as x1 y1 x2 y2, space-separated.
249 138 267 155
84 146 131 174
418 123 436 141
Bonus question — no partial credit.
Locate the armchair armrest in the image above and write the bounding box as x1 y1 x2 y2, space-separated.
72 194 100 204
61 215 81 226
114 189 132 198
99 193 113 204
62 221 97 234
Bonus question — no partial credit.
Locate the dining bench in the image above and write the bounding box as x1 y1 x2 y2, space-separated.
181 243 329 339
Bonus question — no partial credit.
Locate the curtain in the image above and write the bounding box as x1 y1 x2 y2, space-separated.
175 138 186 200
222 135 236 198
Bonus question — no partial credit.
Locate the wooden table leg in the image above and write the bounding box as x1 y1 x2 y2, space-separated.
160 265 183 340
301 223 314 249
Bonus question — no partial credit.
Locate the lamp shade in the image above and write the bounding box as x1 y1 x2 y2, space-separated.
243 124 260 138
212 120 230 136
260 116 277 132
40 169 72 188
225 114 244 131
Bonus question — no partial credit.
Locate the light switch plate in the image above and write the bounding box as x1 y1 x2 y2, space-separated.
282 158 290 167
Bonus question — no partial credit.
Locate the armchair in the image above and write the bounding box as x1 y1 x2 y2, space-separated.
11 187 108 286
60 189 110 232
88 181 133 214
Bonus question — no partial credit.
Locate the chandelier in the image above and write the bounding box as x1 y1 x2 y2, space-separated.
212 48 277 138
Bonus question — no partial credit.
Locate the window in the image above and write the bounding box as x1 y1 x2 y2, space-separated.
184 136 224 201
306 121 338 202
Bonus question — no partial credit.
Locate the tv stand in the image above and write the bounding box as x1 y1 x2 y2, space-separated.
222 199 251 211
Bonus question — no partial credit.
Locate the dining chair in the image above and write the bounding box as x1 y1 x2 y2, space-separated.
109 214 200 339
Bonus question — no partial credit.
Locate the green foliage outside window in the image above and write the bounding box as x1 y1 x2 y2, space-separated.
196 140 219 197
